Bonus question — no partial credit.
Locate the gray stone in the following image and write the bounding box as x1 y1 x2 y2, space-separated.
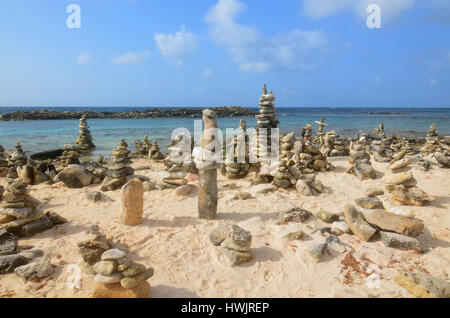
279 208 313 223
355 197 383 210
0 254 29 274
92 260 118 276
79 246 105 265
101 249 127 261
223 249 254 266
0 229 18 256
306 243 328 263
344 204 377 242
120 268 154 289
394 271 450 298
380 231 420 250
14 258 53 282
210 224 233 246
365 188 384 197
20 215 53 237
121 263 146 277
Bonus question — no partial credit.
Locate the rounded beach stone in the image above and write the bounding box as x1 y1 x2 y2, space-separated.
91 281 150 298
101 248 127 261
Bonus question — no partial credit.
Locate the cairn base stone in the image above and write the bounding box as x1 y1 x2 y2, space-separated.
91 281 150 298
119 179 144 226
198 169 218 220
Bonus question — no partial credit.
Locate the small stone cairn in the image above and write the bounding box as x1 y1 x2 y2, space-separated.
149 140 165 160
210 224 253 266
76 115 95 151
321 130 350 157
222 119 250 179
302 124 313 143
0 145 9 177
140 135 151 157
77 225 154 298
59 145 81 166
314 117 328 145
164 133 197 173
347 143 376 180
101 140 134 191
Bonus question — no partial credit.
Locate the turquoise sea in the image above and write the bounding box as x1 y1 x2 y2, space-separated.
0 107 449 158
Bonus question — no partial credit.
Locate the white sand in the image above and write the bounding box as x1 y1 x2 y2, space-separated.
0 157 449 298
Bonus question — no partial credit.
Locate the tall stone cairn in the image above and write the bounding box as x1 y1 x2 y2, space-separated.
76 115 96 151
255 84 279 160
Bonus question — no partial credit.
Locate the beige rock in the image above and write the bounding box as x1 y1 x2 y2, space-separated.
388 158 411 171
344 204 376 242
394 271 450 298
365 210 424 237
119 179 144 226
382 171 413 185
91 281 150 298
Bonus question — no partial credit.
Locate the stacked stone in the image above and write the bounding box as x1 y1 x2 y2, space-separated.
59 145 81 166
163 132 196 173
435 136 450 168
148 140 165 160
77 225 153 298
76 115 95 151
133 139 143 157
0 179 57 237
210 224 253 266
101 140 134 192
421 124 442 154
314 117 328 145
8 142 27 168
371 137 394 163
350 134 371 153
222 120 250 179
321 131 350 157
17 159 55 185
302 124 313 143
373 122 386 138
140 136 151 157
0 145 7 177
383 168 434 206
255 84 279 161
347 147 376 181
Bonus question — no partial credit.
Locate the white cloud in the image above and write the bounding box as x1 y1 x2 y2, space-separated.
113 51 151 65
205 0 327 72
154 25 198 66
302 0 415 22
77 53 92 65
202 68 213 79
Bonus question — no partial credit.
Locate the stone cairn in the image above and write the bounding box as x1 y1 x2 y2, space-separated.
163 132 196 173
421 124 444 155
0 179 64 237
435 136 450 168
269 132 332 191
347 138 376 180
210 224 253 266
222 119 250 180
321 130 350 157
141 136 151 157
0 145 8 177
193 109 220 220
59 145 81 166
77 225 153 298
149 140 165 160
374 122 386 138
101 140 134 192
314 117 328 145
254 84 279 162
76 115 95 151
383 160 435 206
133 139 143 157
17 158 56 185
302 124 313 143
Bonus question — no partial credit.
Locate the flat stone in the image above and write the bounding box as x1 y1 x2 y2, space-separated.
233 192 252 200
317 211 340 223
19 249 44 260
365 188 384 197
14 258 53 282
45 211 67 225
344 204 377 242
121 263 147 277
355 197 383 209
365 210 424 237
91 281 150 298
0 254 29 274
279 208 313 223
101 249 127 261
284 231 305 240
120 268 154 289
251 184 277 195
94 272 123 284
382 171 414 185
223 249 254 266
389 158 411 170
394 271 450 298
163 178 188 186
175 184 197 196
391 186 435 206
20 215 53 237
92 260 118 276
0 207 33 219
380 231 420 250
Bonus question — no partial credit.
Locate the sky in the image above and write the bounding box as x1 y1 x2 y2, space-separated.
0 0 449 108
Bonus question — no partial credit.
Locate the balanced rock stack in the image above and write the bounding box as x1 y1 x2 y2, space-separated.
371 137 394 163
0 179 61 237
59 145 81 166
7 142 27 168
314 117 328 145
17 158 55 185
223 120 250 179
101 140 134 192
164 132 197 173
0 145 8 177
302 124 313 142
435 137 449 168
210 224 253 266
140 136 151 157
133 139 143 157
149 140 165 160
77 226 153 298
373 122 386 138
76 115 95 151
383 164 434 206
255 84 279 161
321 131 350 157
159 170 188 189
347 148 376 180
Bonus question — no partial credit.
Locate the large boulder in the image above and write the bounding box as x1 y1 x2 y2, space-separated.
55 165 93 188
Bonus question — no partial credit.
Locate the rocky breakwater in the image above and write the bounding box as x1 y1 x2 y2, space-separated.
383 159 434 206
0 179 66 237
210 224 253 265
101 140 134 191
0 107 257 121
77 226 153 298
76 115 95 151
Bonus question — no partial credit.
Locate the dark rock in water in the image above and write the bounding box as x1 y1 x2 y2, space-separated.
30 149 64 161
20 215 53 237
0 254 29 274
0 229 18 256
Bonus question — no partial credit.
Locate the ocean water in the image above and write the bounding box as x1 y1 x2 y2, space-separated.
0 107 449 158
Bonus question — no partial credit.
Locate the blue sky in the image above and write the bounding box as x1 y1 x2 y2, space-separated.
0 0 449 108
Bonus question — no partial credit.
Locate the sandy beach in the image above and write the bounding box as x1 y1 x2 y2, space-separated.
1 155 448 298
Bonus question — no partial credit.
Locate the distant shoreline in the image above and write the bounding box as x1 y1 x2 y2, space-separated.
0 106 257 121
